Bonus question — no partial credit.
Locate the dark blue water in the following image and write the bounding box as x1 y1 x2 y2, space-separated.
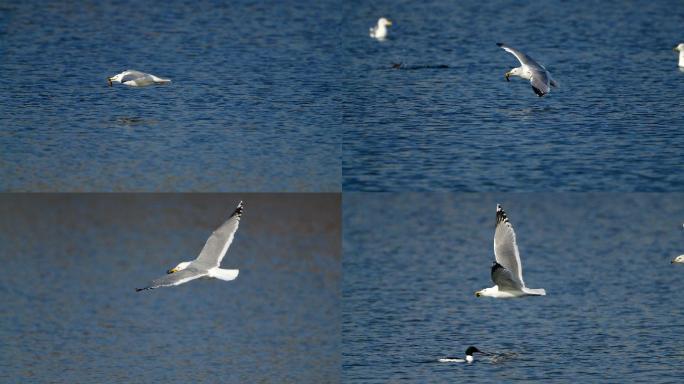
343 193 684 382
342 0 684 191
0 194 340 383
0 1 340 191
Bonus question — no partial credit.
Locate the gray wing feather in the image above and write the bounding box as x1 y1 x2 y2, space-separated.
136 268 206 291
193 201 244 268
530 70 551 96
491 263 523 291
494 204 525 286
497 43 540 68
119 70 147 82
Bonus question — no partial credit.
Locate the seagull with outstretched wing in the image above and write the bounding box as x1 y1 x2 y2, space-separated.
476 204 546 298
136 201 243 292
497 43 558 97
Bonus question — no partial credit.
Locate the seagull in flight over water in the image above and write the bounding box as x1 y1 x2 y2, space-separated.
136 201 243 291
497 43 558 97
475 204 546 298
108 69 171 87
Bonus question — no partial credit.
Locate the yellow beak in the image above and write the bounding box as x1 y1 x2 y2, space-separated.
107 78 113 87
167 268 178 274
386 20 393 26
505 72 511 82
475 291 481 297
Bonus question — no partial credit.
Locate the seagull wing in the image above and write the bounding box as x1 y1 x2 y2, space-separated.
491 262 523 291
530 70 551 96
119 70 147 83
497 43 540 68
136 268 207 291
494 204 525 286
193 201 244 268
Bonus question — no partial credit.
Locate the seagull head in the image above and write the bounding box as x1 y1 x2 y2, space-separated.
475 286 497 297
505 67 522 81
672 255 684 264
107 73 124 87
167 261 191 274
674 43 684 52
378 17 392 27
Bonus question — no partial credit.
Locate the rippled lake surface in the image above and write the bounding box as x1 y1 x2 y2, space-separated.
0 194 340 383
342 0 684 191
343 193 684 382
0 0 340 191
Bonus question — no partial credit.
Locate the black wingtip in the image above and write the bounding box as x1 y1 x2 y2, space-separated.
231 201 245 218
496 204 508 224
496 42 504 47
532 86 546 97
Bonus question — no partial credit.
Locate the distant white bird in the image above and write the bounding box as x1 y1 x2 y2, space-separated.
438 346 489 363
370 17 392 40
107 69 171 87
136 201 243 291
475 204 546 298
497 43 558 97
673 43 684 68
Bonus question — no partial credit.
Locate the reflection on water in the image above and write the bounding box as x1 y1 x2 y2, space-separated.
343 193 684 382
0 194 341 383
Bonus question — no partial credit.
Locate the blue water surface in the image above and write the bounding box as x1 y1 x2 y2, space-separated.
343 193 684 382
0 194 340 383
0 1 340 191
342 0 684 191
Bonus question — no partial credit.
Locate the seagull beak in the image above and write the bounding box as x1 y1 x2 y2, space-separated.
504 72 511 82
167 268 177 274
674 47 679 52
107 78 112 87
475 291 481 297
386 20 393 26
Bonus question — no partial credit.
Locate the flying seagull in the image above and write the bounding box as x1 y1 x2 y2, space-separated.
438 346 489 363
370 17 392 40
475 204 546 298
136 201 243 291
497 43 558 97
107 69 171 87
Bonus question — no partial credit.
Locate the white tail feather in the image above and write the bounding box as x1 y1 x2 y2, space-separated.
523 287 546 296
210 268 239 281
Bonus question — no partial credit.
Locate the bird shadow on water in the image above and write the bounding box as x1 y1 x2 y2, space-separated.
386 63 451 70
111 116 159 127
